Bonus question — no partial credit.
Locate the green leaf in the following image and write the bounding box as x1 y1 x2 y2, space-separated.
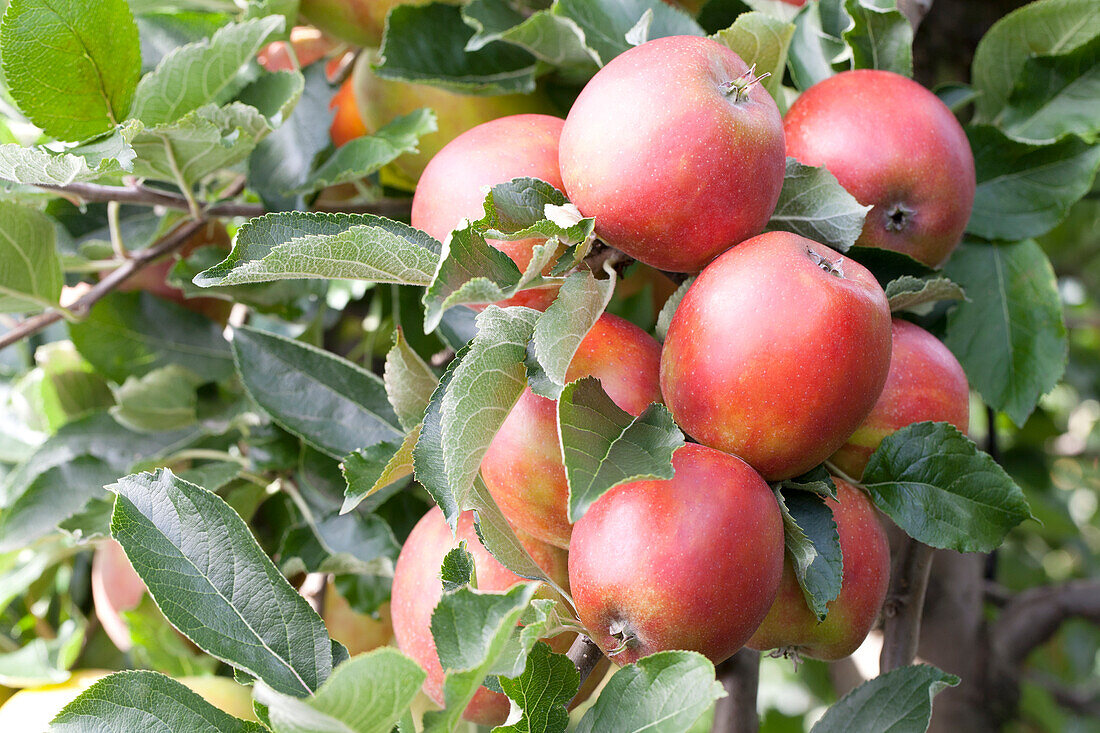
109 469 333 696
711 12 795 97
340 430 418 514
0 201 63 313
655 277 692 343
773 465 838 500
68 291 234 383
526 270 615 400
247 63 332 210
1000 33 1100 145
774 488 842 621
0 411 204 509
294 108 437 195
810 664 959 733
470 476 569 593
129 102 277 188
575 651 725 733
231 326 402 459
384 328 438 432
0 456 118 552
559 377 684 523
413 306 539 524
254 648 426 733
110 364 203 433
195 212 440 288
885 275 966 314
787 0 851 91
845 245 934 287
441 541 477 592
496 642 579 733
550 0 704 67
0 124 138 186
377 3 538 95
421 221 550 333
0 619 83 686
943 240 1066 426
461 0 599 82
426 582 540 733
842 0 912 76
765 158 872 252
473 177 594 248
861 421 1033 552
966 125 1100 241
130 16 284 126
0 0 141 140
971 0 1100 123
50 670 265 732
11 339 113 433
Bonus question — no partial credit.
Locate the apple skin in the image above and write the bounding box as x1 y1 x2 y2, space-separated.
390 506 571 726
330 78 368 148
0 671 256 728
830 319 970 479
91 539 147 652
784 70 975 268
559 35 785 273
412 113 566 311
747 479 890 660
257 27 336 72
660 231 892 481
323 584 394 656
481 313 664 549
351 54 557 191
569 443 784 665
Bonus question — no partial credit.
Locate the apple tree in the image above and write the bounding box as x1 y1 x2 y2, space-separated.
0 0 1096 730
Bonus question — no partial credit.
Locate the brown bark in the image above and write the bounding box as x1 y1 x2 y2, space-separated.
711 649 760 733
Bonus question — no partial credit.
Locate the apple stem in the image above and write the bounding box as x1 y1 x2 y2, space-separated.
721 64 772 102
806 247 845 278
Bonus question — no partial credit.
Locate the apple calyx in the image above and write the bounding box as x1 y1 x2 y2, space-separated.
806 247 845 278
606 619 639 657
884 203 916 232
721 64 771 103
768 646 805 669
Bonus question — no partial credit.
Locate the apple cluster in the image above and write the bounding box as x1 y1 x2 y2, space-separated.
390 35 976 724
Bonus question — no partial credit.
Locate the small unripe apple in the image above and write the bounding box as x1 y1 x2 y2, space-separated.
784 70 975 268
481 313 663 549
322 583 393 656
0 671 256 728
569 443 784 665
830 319 970 478
390 506 571 726
412 113 566 311
747 479 890 660
660 231 892 481
91 539 147 652
298 0 451 48
560 35 785 272
351 53 557 190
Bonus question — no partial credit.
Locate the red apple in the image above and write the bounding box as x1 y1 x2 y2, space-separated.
784 70 975 268
91 538 147 652
660 231 892 481
569 443 784 665
412 113 566 311
830 319 970 479
390 506 570 726
559 35 785 273
351 54 557 191
480 313 663 549
747 479 890 660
